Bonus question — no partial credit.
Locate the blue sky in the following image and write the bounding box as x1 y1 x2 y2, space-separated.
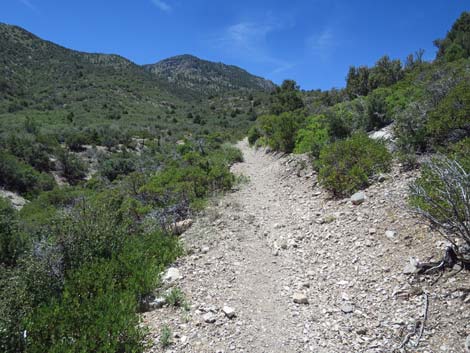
1 0 468 90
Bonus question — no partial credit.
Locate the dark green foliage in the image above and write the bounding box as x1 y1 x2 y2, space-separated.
393 58 470 152
346 57 403 98
24 264 144 353
57 149 87 184
346 66 371 98
258 112 303 153
318 133 392 196
99 154 136 182
435 12 470 62
0 151 56 196
270 80 305 115
1 133 55 172
447 137 470 171
369 56 404 90
366 88 392 130
0 199 27 267
247 126 261 146
426 80 470 145
326 99 367 139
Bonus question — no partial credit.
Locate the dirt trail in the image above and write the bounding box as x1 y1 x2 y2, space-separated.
144 140 470 353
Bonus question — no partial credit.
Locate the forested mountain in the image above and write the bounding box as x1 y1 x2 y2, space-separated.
0 23 271 140
144 54 275 96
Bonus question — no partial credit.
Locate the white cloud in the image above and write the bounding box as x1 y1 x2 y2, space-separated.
151 0 171 12
307 28 337 61
18 0 38 12
213 17 293 77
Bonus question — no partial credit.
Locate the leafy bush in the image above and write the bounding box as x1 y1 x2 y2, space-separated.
366 88 392 130
435 12 470 62
0 151 56 196
426 80 470 145
318 133 392 196
3 192 181 353
270 80 304 114
100 154 136 182
57 149 87 184
0 199 28 267
1 133 54 172
247 126 261 146
24 260 145 353
258 112 303 152
294 115 329 157
326 99 367 140
447 137 470 171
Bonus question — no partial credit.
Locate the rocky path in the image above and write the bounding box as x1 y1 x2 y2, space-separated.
143 140 470 353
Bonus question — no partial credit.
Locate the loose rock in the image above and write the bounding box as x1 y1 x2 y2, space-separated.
222 305 236 319
351 191 366 205
292 292 309 304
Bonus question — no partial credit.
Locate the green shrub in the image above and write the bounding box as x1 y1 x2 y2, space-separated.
0 267 30 353
0 151 56 196
160 325 172 348
447 137 470 171
258 112 303 152
247 126 261 146
99 155 136 182
366 88 392 130
164 287 188 309
326 99 367 140
57 149 87 184
24 260 145 353
2 134 54 172
318 133 392 196
294 115 329 157
0 199 28 267
19 198 181 353
426 80 470 145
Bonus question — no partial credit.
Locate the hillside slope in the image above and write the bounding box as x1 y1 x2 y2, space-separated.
0 23 272 139
144 54 275 97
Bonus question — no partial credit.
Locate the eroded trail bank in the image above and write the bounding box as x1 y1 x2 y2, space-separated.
144 140 469 353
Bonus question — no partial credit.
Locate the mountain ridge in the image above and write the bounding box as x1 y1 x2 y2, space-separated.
144 54 276 95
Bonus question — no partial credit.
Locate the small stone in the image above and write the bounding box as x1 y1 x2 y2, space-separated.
369 228 377 235
162 267 181 283
465 335 470 353
351 191 366 205
356 328 367 335
385 230 397 240
222 305 236 319
293 292 309 304
203 312 216 323
403 258 419 275
201 246 210 254
341 303 354 314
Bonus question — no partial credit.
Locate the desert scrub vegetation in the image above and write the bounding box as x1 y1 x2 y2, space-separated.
0 132 242 353
317 133 392 197
409 156 470 268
